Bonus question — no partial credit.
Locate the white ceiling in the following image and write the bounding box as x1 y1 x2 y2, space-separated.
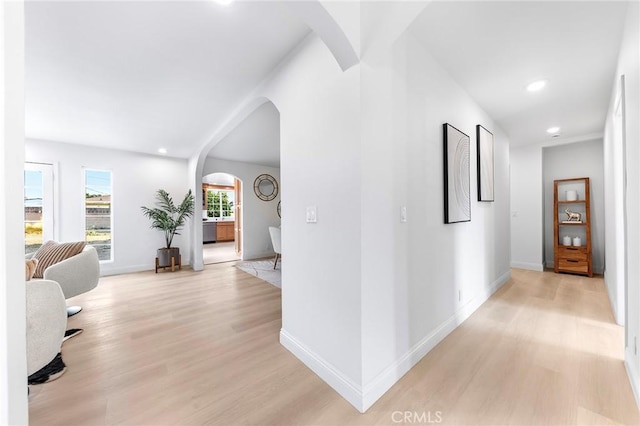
25 1 309 158
207 101 280 168
409 1 628 146
26 1 630 160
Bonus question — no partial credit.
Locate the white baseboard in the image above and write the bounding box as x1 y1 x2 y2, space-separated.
510 261 544 271
625 348 640 409
604 275 623 326
191 259 204 272
361 312 459 410
100 254 195 277
361 269 511 411
280 270 512 413
100 264 153 276
100 257 191 277
279 329 365 412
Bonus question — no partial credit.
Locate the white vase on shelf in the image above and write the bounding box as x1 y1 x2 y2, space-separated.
566 190 578 201
572 236 581 247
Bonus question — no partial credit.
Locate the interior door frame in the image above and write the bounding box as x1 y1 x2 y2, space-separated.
234 178 243 257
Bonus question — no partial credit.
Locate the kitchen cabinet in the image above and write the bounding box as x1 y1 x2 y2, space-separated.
216 222 235 242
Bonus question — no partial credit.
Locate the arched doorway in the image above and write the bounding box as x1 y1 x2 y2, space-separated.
195 100 281 270
201 172 242 264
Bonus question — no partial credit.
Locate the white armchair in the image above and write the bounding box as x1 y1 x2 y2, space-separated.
26 279 66 377
27 246 100 316
268 226 281 269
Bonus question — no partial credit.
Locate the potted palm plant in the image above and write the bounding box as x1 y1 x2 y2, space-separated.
141 189 194 271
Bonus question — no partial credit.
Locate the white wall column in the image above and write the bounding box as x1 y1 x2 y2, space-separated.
1 0 28 423
618 1 640 407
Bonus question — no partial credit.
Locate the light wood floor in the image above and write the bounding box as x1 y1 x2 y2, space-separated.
29 267 639 425
203 242 240 265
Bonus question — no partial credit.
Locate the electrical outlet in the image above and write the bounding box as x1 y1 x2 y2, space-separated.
400 206 407 223
458 290 462 302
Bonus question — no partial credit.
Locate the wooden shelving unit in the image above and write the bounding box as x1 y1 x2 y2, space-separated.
553 177 593 277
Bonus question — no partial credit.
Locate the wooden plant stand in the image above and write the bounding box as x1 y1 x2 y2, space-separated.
155 255 181 273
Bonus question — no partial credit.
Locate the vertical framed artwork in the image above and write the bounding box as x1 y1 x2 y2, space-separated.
443 123 471 224
476 125 494 202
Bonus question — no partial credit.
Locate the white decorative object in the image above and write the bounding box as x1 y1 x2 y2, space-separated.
572 236 582 247
562 236 571 246
564 209 582 222
566 190 578 201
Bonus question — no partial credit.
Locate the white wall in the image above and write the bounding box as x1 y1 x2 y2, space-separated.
25 139 190 276
248 23 511 410
263 34 365 406
603 0 640 406
542 140 605 273
358 32 511 409
604 79 628 327
510 144 544 271
1 1 28 423
202 158 280 260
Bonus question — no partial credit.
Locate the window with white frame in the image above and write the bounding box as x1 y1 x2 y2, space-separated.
84 169 112 261
206 188 235 218
24 162 54 254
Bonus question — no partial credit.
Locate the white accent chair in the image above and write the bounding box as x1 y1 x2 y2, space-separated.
27 246 100 316
268 226 281 270
26 280 67 376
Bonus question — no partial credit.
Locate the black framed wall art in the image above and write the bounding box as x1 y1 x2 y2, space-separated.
443 123 471 224
476 125 494 202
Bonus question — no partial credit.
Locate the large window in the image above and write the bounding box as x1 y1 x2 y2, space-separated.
84 169 112 261
24 163 54 254
206 188 234 218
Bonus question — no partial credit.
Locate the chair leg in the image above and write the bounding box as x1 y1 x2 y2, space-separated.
67 306 82 317
273 253 279 269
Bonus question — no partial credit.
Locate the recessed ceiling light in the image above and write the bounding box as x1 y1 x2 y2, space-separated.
214 0 234 5
526 80 547 92
158 148 167 154
547 126 560 134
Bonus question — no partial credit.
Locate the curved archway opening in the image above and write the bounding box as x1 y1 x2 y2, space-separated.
196 100 281 269
201 172 243 265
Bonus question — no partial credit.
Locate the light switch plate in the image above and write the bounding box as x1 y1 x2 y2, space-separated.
400 206 407 223
306 206 317 223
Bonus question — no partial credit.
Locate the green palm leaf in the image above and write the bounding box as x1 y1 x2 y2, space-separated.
141 189 194 248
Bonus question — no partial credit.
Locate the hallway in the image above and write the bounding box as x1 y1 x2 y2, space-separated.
377 268 639 425
28 266 638 425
